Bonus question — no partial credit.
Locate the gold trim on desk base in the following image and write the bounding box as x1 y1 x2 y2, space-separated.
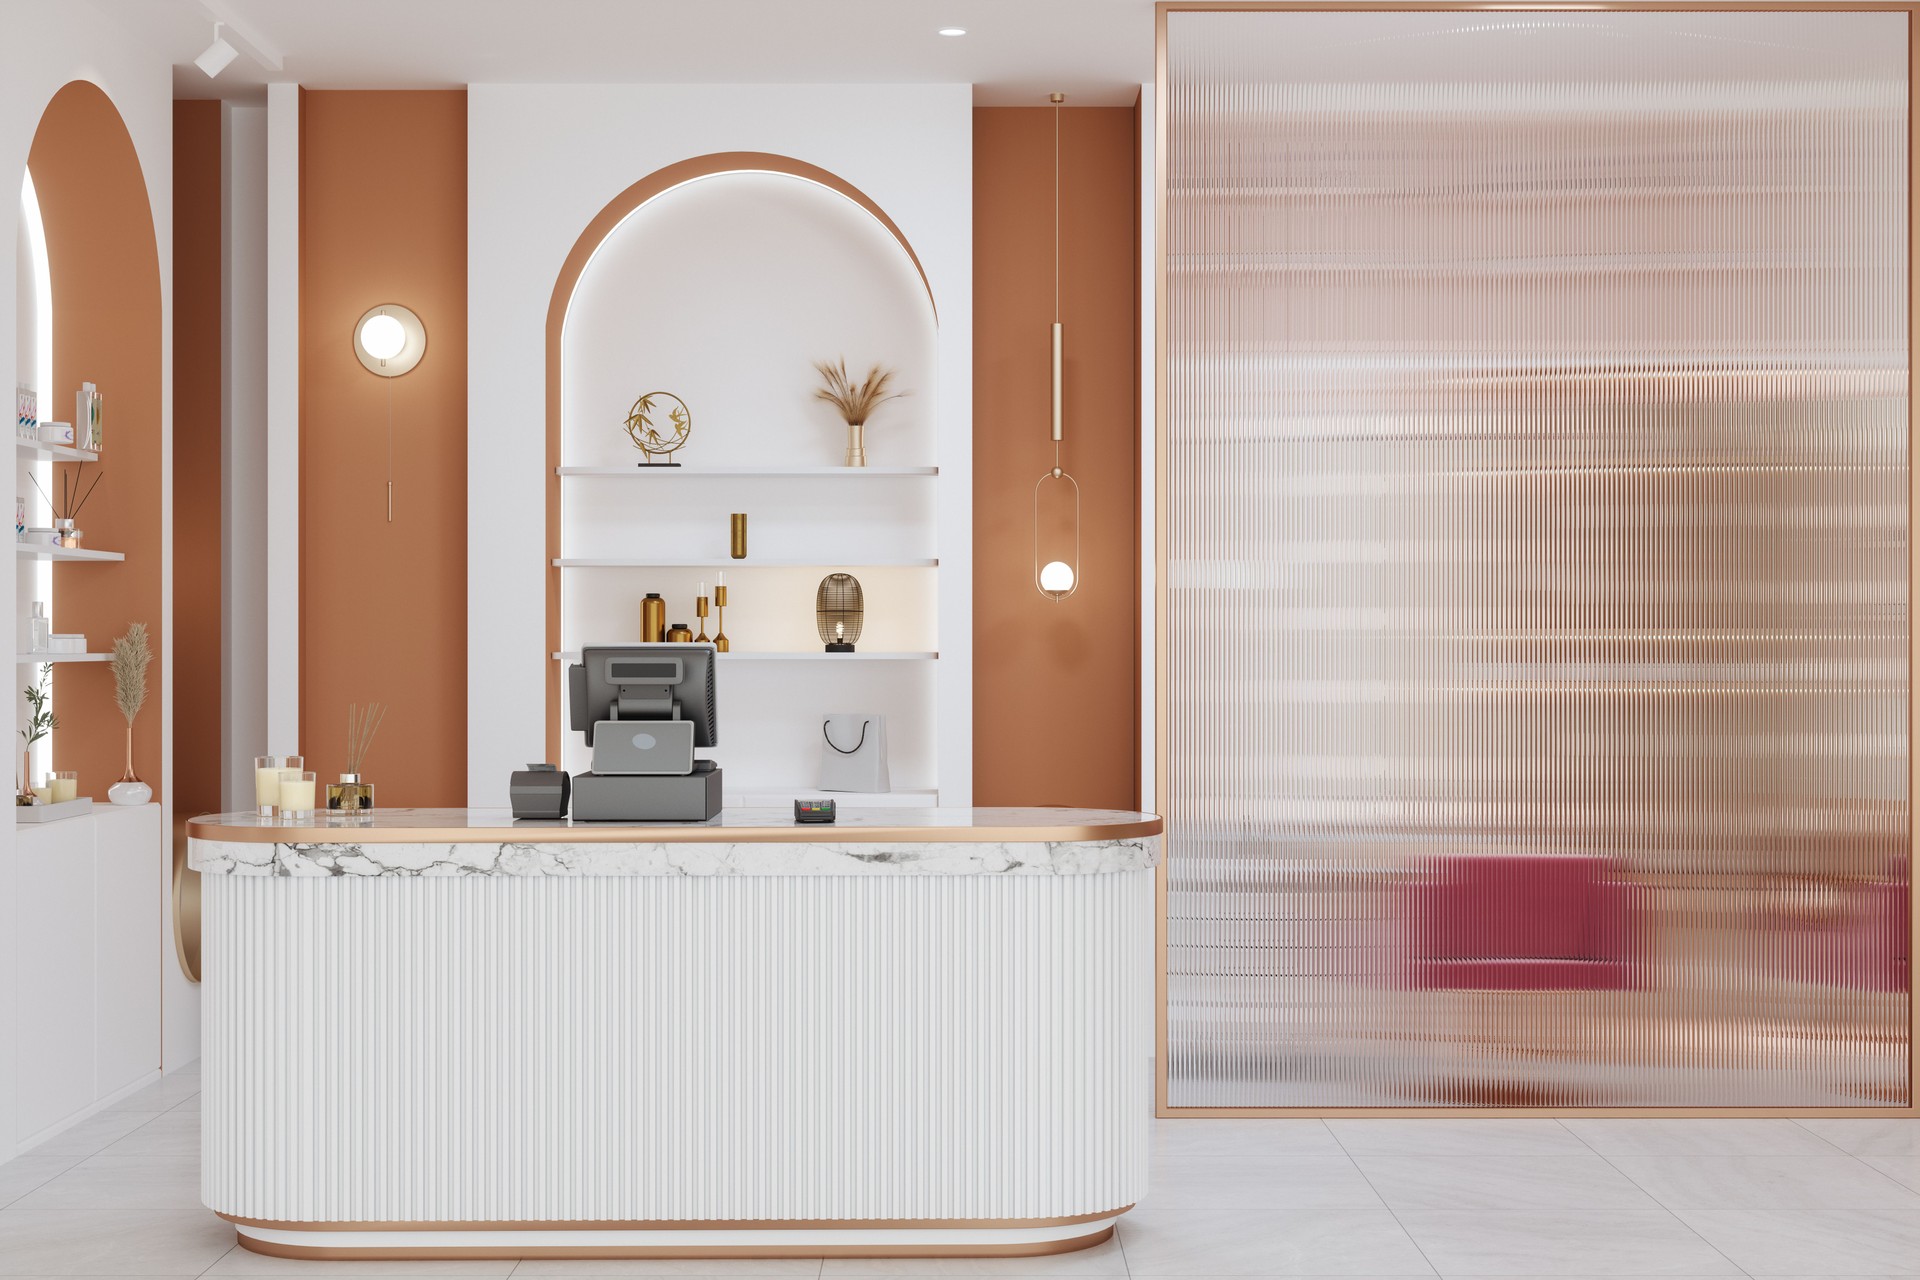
222 1210 1127 1261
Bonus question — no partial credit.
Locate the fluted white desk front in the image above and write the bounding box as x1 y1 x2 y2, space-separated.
187 807 1159 1261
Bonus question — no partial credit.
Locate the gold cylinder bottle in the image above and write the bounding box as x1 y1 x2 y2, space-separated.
640 592 666 643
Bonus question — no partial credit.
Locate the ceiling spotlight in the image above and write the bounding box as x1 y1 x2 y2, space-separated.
938 27 967 37
195 22 239 78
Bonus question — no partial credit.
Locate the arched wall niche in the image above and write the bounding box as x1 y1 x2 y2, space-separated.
26 80 165 801
543 153 941 763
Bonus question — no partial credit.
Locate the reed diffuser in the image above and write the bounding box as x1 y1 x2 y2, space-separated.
31 468 103 548
328 702 386 814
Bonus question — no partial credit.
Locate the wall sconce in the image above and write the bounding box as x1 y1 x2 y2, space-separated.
1033 92 1081 602
353 303 426 378
354 303 426 523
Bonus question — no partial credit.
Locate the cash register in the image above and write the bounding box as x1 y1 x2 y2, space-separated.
563 642 722 821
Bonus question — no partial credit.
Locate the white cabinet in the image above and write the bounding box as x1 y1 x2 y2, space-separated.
12 806 163 1150
15 816 95 1139
94 808 162 1100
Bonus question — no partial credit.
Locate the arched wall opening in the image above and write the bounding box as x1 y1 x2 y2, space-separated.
543 153 940 766
25 81 165 803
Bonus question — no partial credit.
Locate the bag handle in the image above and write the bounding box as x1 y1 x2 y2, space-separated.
822 719 870 755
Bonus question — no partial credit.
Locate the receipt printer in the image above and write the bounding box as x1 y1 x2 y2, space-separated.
509 763 571 820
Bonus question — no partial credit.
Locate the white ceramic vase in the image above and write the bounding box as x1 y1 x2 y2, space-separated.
108 779 152 806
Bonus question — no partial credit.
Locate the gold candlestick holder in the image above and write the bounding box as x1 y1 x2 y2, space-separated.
713 584 730 652
694 594 711 643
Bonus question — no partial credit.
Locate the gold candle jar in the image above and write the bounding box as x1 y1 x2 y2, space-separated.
730 513 747 559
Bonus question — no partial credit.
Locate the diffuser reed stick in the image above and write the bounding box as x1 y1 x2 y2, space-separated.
345 702 387 777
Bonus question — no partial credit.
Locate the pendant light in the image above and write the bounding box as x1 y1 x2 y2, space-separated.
1034 91 1081 601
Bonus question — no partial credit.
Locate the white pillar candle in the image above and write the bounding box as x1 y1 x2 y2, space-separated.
279 778 317 813
49 776 77 803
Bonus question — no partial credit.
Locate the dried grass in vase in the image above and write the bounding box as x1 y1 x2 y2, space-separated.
814 357 909 466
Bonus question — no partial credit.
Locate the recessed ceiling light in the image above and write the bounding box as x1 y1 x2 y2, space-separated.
938 27 967 37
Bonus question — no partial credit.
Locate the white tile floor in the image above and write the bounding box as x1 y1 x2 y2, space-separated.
1 1066 1914 1278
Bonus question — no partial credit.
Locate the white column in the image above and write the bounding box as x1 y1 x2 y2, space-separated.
263 83 299 756
222 102 269 808
1137 82 1156 814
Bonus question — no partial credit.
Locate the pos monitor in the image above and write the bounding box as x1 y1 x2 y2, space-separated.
565 643 721 820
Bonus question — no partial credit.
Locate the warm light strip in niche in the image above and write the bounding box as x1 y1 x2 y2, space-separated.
20 170 55 777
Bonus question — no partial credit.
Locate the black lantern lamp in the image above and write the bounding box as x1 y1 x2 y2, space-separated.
815 573 864 652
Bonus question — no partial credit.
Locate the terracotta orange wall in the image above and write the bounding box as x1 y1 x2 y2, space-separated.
29 82 166 800
173 100 222 816
973 106 1140 809
298 91 467 802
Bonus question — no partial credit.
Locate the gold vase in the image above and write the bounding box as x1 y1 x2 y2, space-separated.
844 421 867 467
120 724 140 784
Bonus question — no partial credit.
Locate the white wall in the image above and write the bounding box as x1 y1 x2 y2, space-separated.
0 0 183 1157
468 84 973 807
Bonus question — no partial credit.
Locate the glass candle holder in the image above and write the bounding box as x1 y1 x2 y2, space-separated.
254 755 283 816
279 771 318 819
49 771 77 804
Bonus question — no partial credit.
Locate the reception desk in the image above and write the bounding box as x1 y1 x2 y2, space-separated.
186 807 1160 1260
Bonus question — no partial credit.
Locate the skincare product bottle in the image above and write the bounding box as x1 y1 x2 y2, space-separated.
29 602 49 653
665 622 693 643
640 592 666 643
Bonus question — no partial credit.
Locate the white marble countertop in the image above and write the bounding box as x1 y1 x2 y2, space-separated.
186 806 1162 878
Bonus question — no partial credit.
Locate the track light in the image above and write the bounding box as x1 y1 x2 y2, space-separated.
195 23 239 78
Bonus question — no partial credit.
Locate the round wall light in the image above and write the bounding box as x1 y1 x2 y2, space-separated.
353 303 427 377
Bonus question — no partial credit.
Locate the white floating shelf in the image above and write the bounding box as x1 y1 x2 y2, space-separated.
552 650 937 662
14 544 124 562
15 652 111 664
553 557 937 569
558 465 938 477
15 439 98 463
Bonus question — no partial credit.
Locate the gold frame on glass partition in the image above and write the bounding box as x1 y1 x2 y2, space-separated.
1152 0 1920 1119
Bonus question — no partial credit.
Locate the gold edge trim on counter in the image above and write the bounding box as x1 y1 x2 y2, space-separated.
236 1225 1117 1262
185 817 1165 846
220 1208 1130 1232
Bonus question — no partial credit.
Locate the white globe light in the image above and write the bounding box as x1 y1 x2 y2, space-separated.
1039 560 1076 595
359 313 407 361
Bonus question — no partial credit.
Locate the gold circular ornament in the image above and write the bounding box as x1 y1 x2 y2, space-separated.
624 392 692 465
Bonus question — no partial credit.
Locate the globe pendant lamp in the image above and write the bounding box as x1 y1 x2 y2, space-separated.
1034 92 1080 601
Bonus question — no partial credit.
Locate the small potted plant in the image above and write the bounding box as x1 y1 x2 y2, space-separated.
17 664 55 805
813 358 907 467
109 622 153 804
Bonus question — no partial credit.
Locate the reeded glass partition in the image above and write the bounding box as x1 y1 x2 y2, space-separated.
1163 9 1911 1108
